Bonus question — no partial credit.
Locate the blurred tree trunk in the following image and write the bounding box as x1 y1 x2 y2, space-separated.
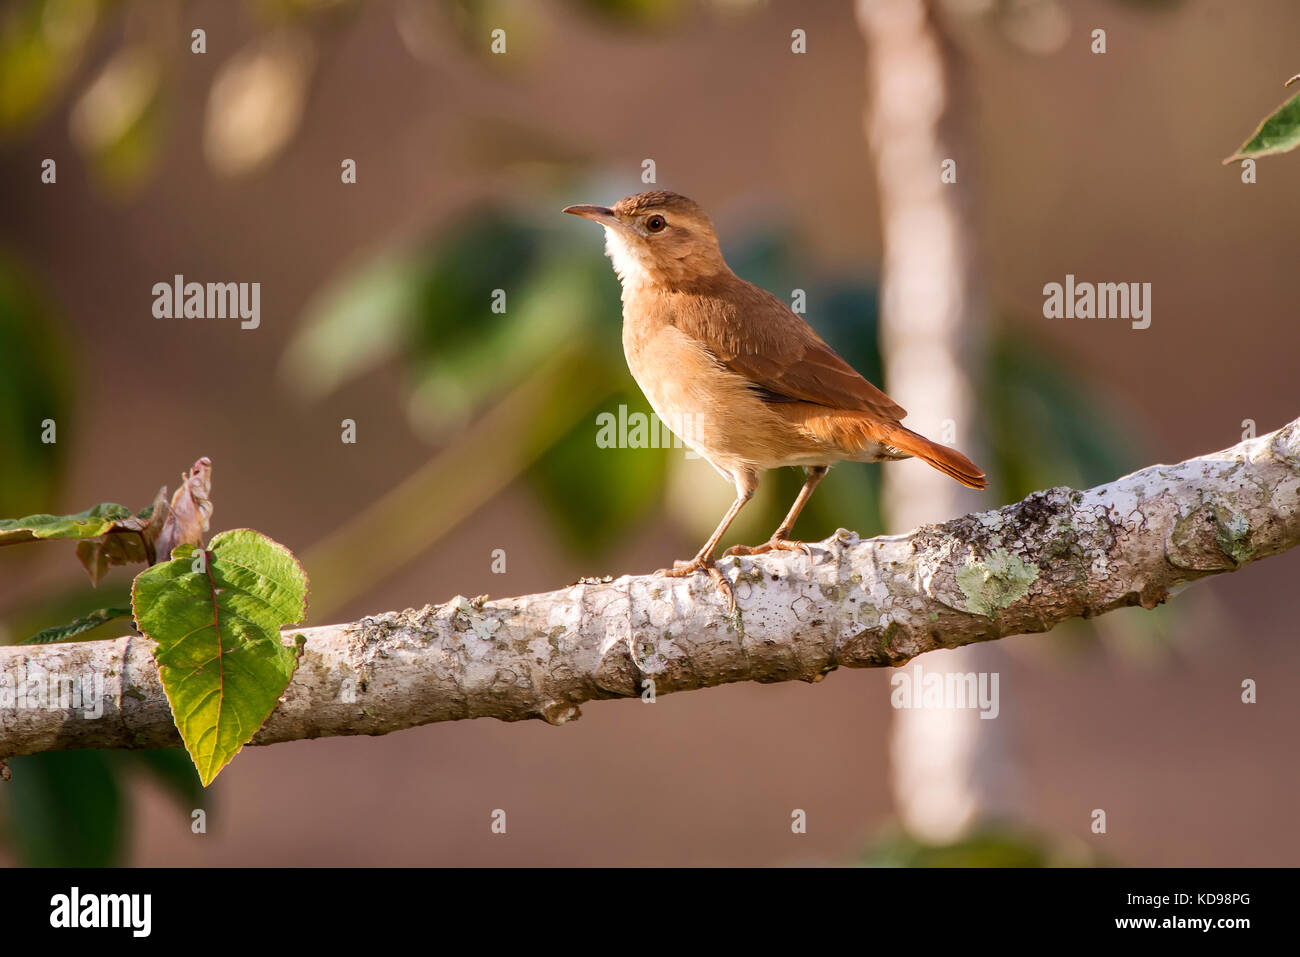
857 0 1021 842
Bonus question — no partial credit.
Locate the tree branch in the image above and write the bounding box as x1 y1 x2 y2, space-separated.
3 418 1298 760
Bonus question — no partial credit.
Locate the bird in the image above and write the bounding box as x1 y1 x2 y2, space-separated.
564 190 986 610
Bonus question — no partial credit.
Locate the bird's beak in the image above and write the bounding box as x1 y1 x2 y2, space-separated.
563 204 620 228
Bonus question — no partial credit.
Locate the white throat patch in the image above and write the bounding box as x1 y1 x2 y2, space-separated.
602 227 652 289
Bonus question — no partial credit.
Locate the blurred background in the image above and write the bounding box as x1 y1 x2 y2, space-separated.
0 0 1296 866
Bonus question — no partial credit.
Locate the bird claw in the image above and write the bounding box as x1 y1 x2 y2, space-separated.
722 537 811 559
656 559 699 575
656 557 737 613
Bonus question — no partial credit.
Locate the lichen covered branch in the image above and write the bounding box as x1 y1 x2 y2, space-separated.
2 418 1297 760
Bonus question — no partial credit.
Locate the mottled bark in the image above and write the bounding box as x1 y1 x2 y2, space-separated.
2 419 1297 761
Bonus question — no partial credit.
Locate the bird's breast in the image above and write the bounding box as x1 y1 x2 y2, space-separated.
620 310 831 473
621 316 717 446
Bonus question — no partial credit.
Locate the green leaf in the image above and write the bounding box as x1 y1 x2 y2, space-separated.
0 488 172 585
21 606 132 644
1224 89 1300 162
0 501 138 545
0 580 131 648
132 528 309 786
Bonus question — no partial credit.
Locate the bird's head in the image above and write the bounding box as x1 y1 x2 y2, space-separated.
563 191 728 287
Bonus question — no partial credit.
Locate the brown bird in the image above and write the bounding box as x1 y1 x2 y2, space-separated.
564 191 986 610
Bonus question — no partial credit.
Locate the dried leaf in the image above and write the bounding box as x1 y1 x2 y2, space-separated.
0 456 213 584
155 456 213 561
74 486 170 585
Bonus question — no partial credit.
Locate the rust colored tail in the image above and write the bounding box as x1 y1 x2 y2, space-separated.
884 425 988 490
786 406 989 489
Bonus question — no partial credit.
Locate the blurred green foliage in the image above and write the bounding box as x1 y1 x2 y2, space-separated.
0 256 70 514
4 750 125 866
529 386 670 554
0 0 100 134
986 330 1136 502
573 0 688 28
861 824 1102 867
2 747 204 866
0 258 203 866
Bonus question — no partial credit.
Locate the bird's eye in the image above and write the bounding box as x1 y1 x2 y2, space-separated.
645 215 666 233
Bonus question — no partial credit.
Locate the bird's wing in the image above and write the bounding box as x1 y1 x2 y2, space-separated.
668 280 907 420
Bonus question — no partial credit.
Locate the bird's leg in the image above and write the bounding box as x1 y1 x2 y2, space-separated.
658 472 756 612
724 466 828 558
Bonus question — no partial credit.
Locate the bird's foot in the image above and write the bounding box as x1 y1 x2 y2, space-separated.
656 556 736 613
722 536 811 559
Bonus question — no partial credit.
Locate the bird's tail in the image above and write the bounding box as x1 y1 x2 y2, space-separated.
789 407 989 490
881 425 988 490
